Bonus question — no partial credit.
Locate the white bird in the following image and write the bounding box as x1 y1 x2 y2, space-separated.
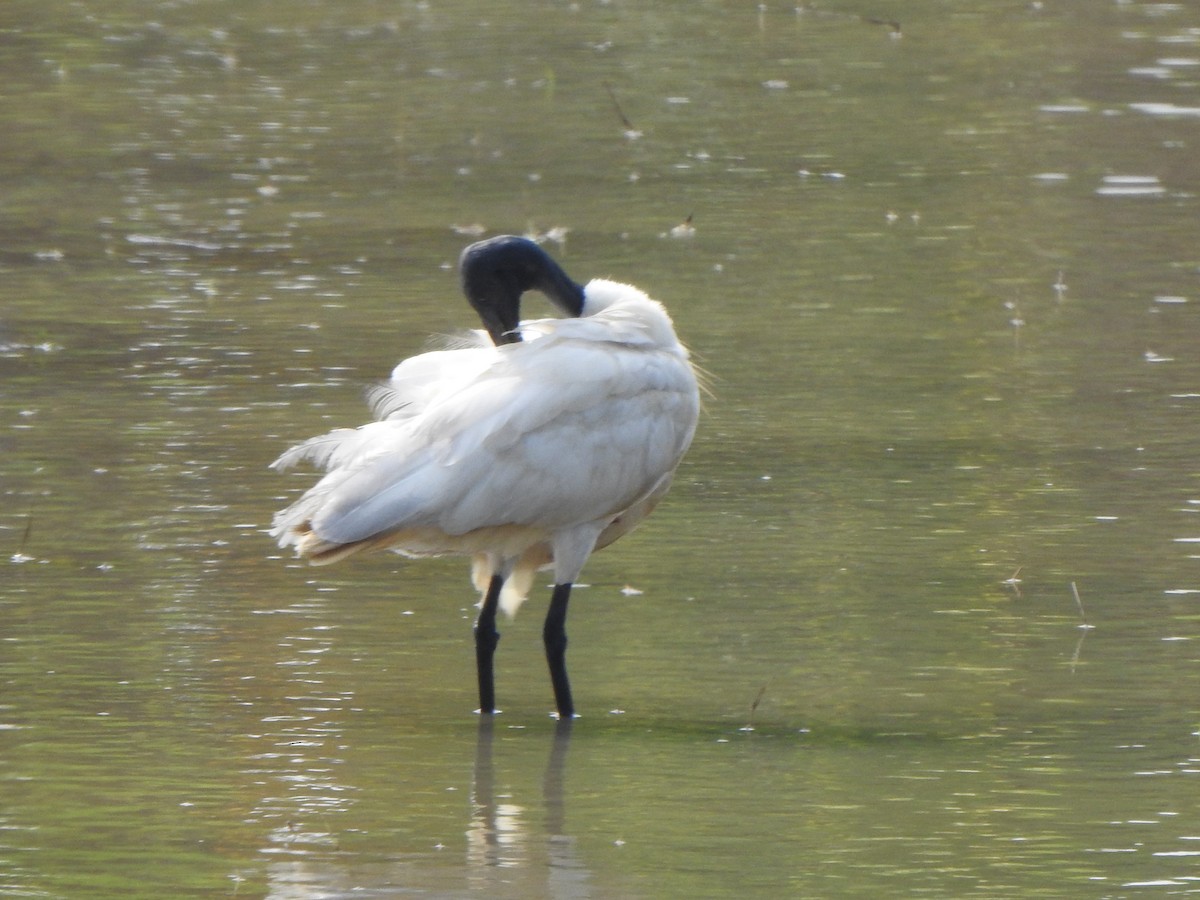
271 236 700 718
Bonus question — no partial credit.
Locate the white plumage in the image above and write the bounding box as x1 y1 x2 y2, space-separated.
271 236 699 718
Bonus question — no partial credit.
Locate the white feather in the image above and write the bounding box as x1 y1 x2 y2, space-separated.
271 277 699 616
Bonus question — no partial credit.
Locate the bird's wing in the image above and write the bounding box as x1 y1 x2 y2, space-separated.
367 339 494 421
275 327 697 549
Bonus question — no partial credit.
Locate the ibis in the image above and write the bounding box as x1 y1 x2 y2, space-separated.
271 235 700 718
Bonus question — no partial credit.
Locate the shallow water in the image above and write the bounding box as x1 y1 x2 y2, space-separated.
4 1 1200 897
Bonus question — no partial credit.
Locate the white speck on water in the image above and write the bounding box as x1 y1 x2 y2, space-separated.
1097 174 1166 196
1131 102 1200 117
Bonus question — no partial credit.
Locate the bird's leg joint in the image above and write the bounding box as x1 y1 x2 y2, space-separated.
474 620 500 652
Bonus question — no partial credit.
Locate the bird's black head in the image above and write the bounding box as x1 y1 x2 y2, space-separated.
458 235 585 345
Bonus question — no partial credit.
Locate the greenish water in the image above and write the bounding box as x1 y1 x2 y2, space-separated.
4 1 1200 897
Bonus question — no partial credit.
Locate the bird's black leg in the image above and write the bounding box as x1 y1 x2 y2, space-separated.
543 583 575 719
474 575 503 714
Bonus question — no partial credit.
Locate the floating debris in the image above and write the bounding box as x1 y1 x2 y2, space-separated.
604 82 643 141
523 225 569 247
668 214 696 239
1002 567 1023 596
797 169 846 181
863 16 902 36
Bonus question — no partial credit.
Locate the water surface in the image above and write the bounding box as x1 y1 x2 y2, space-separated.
3 1 1200 897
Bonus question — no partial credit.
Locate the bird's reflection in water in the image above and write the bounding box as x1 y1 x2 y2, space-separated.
467 718 590 896
260 722 591 897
